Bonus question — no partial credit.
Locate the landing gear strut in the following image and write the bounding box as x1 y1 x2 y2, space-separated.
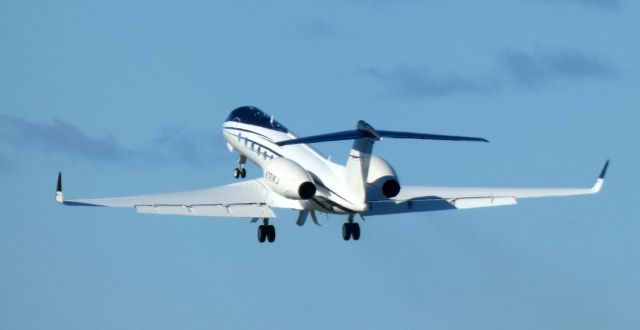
233 155 247 179
257 218 276 243
342 214 361 241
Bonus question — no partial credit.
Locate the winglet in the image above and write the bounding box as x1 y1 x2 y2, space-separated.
55 172 64 204
599 159 610 180
592 160 610 193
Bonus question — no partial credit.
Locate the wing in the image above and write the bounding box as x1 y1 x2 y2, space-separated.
56 173 302 218
365 161 609 216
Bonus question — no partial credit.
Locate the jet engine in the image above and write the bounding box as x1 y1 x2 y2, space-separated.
367 156 401 198
263 157 317 200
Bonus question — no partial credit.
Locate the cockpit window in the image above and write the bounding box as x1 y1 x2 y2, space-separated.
225 106 288 133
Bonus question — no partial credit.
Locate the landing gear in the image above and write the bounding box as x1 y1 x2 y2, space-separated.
266 225 276 242
258 224 267 242
342 223 350 240
233 168 246 179
257 218 276 243
351 222 360 240
233 155 247 179
342 215 361 241
342 223 361 241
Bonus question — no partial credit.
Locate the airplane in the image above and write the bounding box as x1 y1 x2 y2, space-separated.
56 106 609 243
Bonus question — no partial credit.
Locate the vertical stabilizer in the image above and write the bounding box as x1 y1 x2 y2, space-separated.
345 121 380 205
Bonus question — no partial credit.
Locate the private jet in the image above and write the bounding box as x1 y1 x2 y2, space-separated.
56 106 608 242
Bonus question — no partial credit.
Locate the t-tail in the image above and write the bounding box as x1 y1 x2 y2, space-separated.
345 121 380 206
276 120 488 206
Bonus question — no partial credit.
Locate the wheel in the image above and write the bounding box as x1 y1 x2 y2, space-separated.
233 168 241 179
351 223 361 240
342 223 351 241
266 225 276 242
240 168 247 178
257 225 267 242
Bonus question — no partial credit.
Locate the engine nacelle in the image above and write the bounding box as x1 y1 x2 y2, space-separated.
263 157 317 200
367 155 401 198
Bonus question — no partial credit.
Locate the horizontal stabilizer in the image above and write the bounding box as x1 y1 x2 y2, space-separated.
277 120 488 146
277 130 365 146
377 130 488 143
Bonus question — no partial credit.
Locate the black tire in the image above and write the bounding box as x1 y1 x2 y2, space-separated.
257 225 267 243
352 223 361 241
342 223 351 241
233 168 241 179
266 225 276 243
240 168 247 178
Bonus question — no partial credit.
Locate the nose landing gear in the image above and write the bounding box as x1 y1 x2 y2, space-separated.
233 155 247 179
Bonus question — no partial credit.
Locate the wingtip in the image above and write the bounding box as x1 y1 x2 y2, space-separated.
599 160 610 180
591 160 609 193
56 172 64 204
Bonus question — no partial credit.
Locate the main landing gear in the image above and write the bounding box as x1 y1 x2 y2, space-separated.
342 214 361 241
233 155 247 179
257 218 276 243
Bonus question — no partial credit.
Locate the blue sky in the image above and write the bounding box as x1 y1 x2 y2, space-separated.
1 0 638 329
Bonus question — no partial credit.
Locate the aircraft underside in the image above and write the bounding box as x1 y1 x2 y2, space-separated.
56 106 608 244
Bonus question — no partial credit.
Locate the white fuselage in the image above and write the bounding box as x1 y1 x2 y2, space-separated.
222 121 367 214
